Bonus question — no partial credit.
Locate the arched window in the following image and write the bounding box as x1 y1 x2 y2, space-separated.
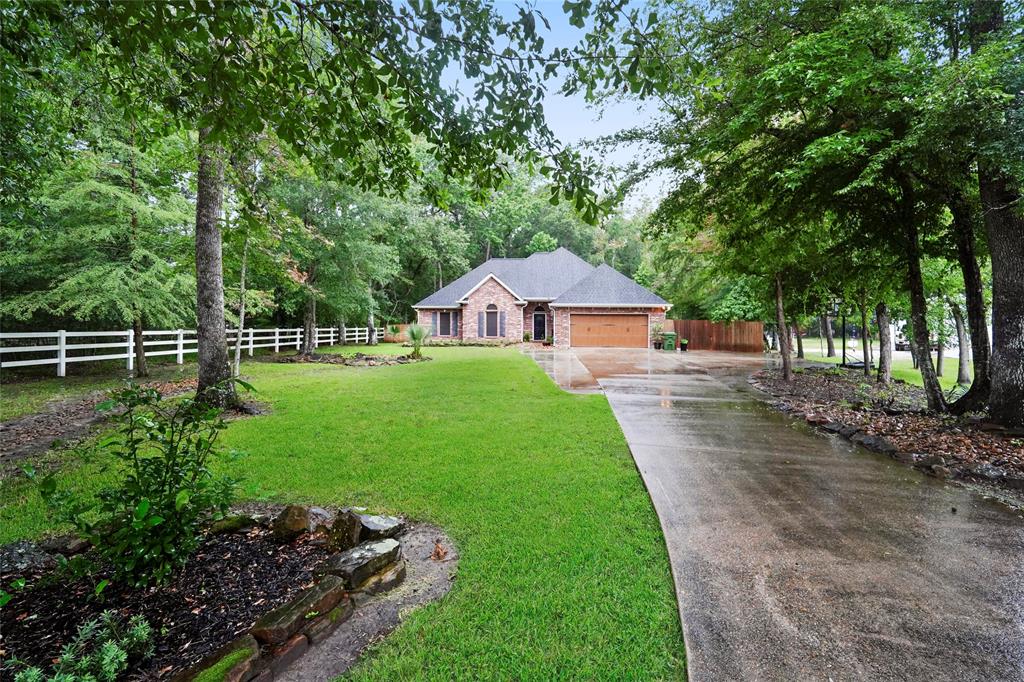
485 304 499 337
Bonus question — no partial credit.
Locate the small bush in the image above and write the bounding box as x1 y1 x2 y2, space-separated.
406 324 429 359
34 383 242 587
7 610 153 682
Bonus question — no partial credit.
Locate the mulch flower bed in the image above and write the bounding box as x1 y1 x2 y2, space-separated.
277 352 429 366
0 526 330 679
752 366 1024 498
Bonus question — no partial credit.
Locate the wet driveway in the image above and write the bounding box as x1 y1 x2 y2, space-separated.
524 347 1024 681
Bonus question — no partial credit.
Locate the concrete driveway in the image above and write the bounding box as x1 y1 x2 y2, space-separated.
524 347 1024 681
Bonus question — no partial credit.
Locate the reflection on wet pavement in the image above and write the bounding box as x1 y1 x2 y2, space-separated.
525 346 1024 682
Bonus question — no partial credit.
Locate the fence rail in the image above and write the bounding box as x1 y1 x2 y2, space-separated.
0 326 385 376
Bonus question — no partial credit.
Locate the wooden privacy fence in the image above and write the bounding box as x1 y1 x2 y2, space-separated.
671 320 764 352
0 326 385 377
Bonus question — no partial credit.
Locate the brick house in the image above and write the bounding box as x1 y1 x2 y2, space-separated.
413 248 670 348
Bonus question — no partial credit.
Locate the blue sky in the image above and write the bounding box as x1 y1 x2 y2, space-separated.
449 1 668 212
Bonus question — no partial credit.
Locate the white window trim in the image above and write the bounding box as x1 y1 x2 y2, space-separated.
485 305 500 337
532 310 547 339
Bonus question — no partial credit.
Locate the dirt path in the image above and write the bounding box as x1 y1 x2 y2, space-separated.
0 378 197 475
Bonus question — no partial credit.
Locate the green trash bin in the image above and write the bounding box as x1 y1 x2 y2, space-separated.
662 331 677 351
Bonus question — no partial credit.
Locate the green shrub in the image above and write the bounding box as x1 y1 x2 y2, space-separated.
34 383 242 586
8 610 153 682
406 324 429 359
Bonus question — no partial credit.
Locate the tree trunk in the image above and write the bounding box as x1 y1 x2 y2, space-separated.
859 300 870 377
770 327 778 351
947 297 972 386
822 314 836 356
232 231 250 377
132 315 147 378
947 190 991 409
936 338 944 378
194 128 234 406
970 0 1024 425
905 218 947 411
367 296 377 346
792 318 804 359
876 302 892 384
128 123 148 378
301 294 317 355
775 274 793 381
978 170 1024 425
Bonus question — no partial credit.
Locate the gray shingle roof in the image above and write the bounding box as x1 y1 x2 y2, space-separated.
550 264 670 307
414 247 594 307
413 247 667 308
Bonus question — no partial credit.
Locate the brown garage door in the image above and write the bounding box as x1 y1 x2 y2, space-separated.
570 314 648 348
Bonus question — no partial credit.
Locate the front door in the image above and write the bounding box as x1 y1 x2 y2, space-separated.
533 311 546 340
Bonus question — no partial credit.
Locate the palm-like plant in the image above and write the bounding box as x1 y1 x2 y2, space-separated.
406 323 429 359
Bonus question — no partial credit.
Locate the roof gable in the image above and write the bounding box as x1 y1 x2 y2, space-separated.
550 264 669 307
457 273 525 303
413 247 664 309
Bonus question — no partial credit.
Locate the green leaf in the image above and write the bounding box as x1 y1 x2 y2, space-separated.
175 490 191 511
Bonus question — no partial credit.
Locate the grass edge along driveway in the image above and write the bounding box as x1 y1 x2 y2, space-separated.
1 346 686 680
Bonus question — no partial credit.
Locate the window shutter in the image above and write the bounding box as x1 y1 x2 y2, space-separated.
478 311 485 338
453 311 459 336
499 311 506 337
432 312 438 336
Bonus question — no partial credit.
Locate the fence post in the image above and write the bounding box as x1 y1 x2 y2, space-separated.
248 328 254 357
273 328 280 353
57 330 67 377
314 327 319 349
295 328 301 350
176 329 184 364
126 329 134 372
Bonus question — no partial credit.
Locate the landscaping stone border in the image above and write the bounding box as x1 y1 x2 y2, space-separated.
277 353 430 367
172 507 457 682
747 376 1024 502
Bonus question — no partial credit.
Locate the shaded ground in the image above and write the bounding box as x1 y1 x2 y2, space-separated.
535 347 1024 682
0 377 198 473
753 366 1024 500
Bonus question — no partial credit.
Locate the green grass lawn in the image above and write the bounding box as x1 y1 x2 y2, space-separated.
0 362 197 422
0 344 686 679
798 337 969 392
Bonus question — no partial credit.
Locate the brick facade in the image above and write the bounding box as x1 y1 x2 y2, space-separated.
552 307 668 349
522 302 553 342
462 278 524 341
417 277 524 342
416 308 461 338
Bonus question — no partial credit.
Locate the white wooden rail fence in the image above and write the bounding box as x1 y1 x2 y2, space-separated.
0 326 385 376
